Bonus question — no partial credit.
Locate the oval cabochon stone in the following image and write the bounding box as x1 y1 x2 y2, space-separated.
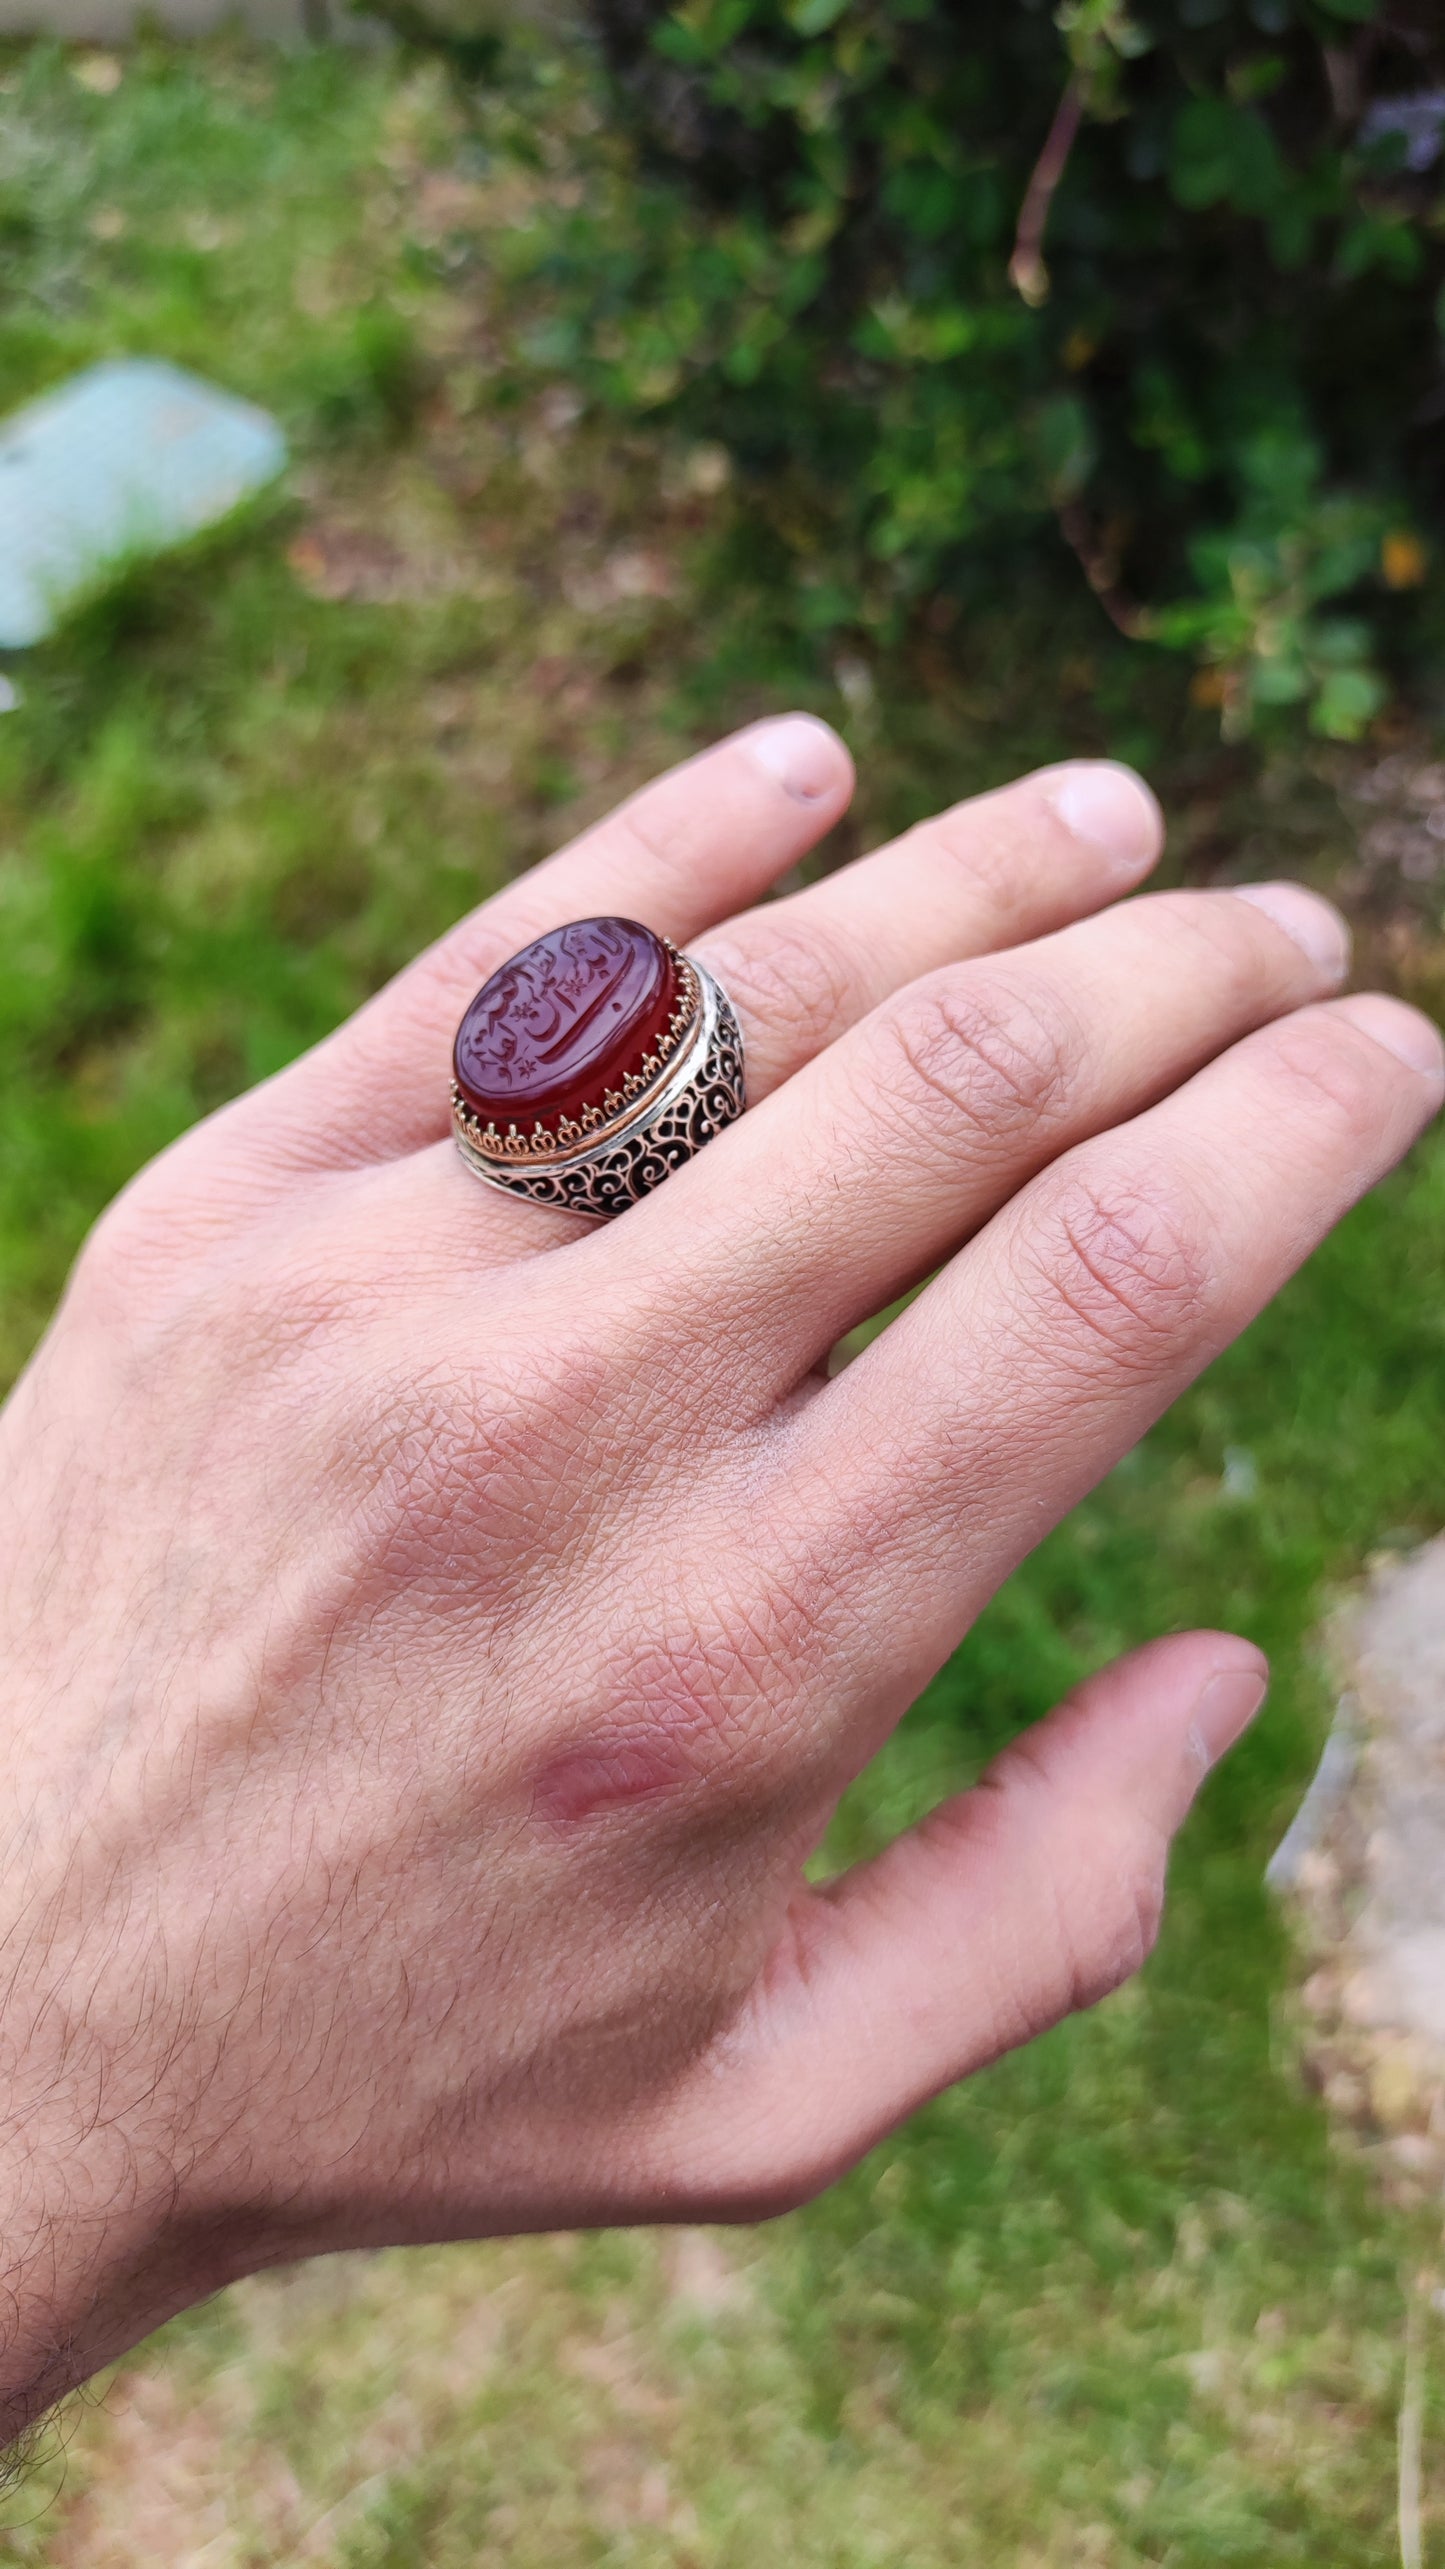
453 916 682 1135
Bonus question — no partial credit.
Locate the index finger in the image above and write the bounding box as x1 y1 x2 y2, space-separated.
206 714 854 1181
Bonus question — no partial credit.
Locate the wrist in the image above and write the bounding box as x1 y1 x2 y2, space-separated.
0 1832 235 2445
0 2102 180 2446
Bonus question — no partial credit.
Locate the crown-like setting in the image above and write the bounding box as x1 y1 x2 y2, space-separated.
452 951 700 1163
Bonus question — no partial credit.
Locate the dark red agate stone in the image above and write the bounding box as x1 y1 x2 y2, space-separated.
453 917 682 1137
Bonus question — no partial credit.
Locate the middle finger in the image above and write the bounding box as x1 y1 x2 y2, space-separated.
615 880 1352 1396
693 758 1164 1104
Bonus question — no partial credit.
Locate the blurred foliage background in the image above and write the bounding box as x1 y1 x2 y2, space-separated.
2 6 1445 2562
446 0 1445 742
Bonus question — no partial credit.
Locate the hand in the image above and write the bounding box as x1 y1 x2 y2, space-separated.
1 717 1438 2441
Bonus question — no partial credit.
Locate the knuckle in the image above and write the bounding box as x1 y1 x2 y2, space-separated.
529 1573 817 1833
67 1168 222 1338
613 788 703 888
985 1744 1169 2034
1067 1819 1168 2010
1263 1009 1397 1148
712 2134 858 2224
371 1331 618 1552
703 916 859 1069
625 1590 808 1770
880 971 1080 1150
617 1620 761 1755
68 1192 151 1318
1151 885 1278 982
1028 1162 1211 1377
912 796 1029 925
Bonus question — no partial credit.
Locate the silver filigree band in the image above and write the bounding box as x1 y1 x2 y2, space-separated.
452 959 746 1219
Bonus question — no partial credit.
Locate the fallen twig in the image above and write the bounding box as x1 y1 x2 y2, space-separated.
1399 2281 1426 2569
1009 79 1084 308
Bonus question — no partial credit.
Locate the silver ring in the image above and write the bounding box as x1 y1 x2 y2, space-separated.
451 918 746 1220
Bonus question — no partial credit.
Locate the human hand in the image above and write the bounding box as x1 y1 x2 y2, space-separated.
1 717 1438 2440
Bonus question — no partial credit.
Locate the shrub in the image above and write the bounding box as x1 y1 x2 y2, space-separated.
530 0 1445 736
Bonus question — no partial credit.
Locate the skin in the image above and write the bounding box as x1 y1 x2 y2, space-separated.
0 714 1440 2448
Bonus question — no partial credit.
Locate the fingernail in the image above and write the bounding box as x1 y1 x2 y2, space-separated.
1233 882 1350 982
745 714 850 804
1187 1661 1268 1775
1333 991 1445 1082
1047 762 1163 874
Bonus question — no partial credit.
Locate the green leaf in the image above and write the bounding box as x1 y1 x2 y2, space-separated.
1170 96 1284 216
786 0 851 31
1250 653 1308 705
1337 216 1423 285
1311 664 1386 739
1267 200 1313 270
1034 391 1096 503
880 164 965 241
653 0 756 63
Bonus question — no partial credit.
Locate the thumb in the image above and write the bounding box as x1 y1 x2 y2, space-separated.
680 1632 1267 2219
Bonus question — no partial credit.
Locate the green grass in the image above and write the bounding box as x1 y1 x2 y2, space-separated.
2 31 1445 2566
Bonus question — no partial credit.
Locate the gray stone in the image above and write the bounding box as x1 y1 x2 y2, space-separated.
1274 1537 1445 2191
